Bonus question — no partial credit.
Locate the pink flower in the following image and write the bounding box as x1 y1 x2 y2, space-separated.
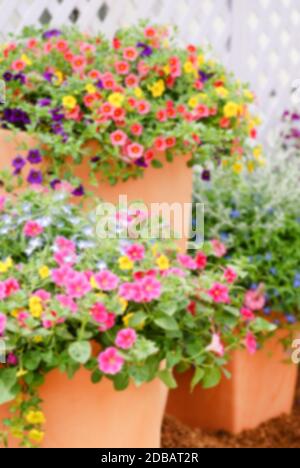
71 55 87 71
125 74 139 88
125 244 145 261
161 267 187 278
211 239 227 258
7 353 18 366
119 282 144 302
34 289 51 303
244 288 266 311
245 332 257 355
115 61 130 75
56 294 78 314
12 60 26 71
54 249 77 267
208 283 230 304
116 328 137 350
136 100 151 115
206 333 225 357
130 123 143 136
123 47 138 62
90 303 116 331
140 276 162 302
110 130 127 146
65 272 91 298
42 319 53 329
4 278 20 297
94 270 119 291
52 266 75 287
195 252 207 270
98 347 124 375
0 313 7 335
0 196 6 212
55 237 76 252
224 267 238 284
23 221 44 238
0 283 6 300
240 307 255 321
127 143 144 160
154 137 167 152
177 254 197 270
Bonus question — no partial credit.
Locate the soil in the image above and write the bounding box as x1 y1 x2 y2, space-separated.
162 379 300 448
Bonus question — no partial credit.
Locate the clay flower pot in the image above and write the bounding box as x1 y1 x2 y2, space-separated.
0 368 168 448
0 129 192 250
167 330 298 434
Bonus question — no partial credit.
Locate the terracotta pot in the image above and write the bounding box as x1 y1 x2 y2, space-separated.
0 368 168 448
167 330 298 434
0 129 193 250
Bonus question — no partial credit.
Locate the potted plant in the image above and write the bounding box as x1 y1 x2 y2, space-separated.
169 155 300 434
0 23 259 206
0 188 255 448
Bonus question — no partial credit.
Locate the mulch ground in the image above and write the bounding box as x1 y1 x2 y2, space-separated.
162 379 300 448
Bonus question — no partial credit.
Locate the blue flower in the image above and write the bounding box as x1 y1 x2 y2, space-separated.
286 315 297 324
263 307 271 315
230 210 241 219
265 253 272 261
269 267 277 275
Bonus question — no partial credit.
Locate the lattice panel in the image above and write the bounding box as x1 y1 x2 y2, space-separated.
0 0 299 141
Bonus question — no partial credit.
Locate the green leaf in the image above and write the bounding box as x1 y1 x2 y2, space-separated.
250 318 277 333
127 312 147 328
151 160 163 169
0 369 18 405
154 315 179 331
191 367 205 391
91 370 103 384
113 372 130 391
132 338 158 360
23 351 42 371
158 369 178 389
202 367 222 389
68 341 91 364
0 381 17 405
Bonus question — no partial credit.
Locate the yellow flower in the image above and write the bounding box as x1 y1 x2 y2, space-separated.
247 161 255 173
21 54 32 66
148 80 165 98
163 64 171 75
62 95 77 110
29 296 43 319
90 276 99 289
216 86 229 99
0 257 13 273
28 429 45 443
16 369 28 378
108 92 125 108
151 244 159 256
54 70 63 86
119 297 128 313
85 83 96 94
156 255 170 271
183 61 195 74
253 145 263 159
26 411 46 425
232 162 243 174
33 336 43 344
244 89 254 102
118 256 134 271
134 87 143 98
197 55 205 67
39 266 50 280
188 96 199 109
11 428 23 439
224 102 239 118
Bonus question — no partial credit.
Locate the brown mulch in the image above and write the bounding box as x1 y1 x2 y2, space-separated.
162 380 300 448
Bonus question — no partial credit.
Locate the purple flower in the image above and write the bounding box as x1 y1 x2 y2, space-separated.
201 169 211 181
2 108 30 128
291 113 300 121
43 71 54 83
50 108 64 122
135 157 148 168
12 156 26 175
43 29 62 40
27 149 42 164
14 73 26 84
136 42 153 57
7 353 18 366
198 71 214 82
38 98 51 107
50 179 61 190
72 185 85 197
96 79 104 89
91 156 101 163
3 72 13 82
27 169 43 185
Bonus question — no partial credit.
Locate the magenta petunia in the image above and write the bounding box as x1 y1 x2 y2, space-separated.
115 328 137 350
98 347 124 375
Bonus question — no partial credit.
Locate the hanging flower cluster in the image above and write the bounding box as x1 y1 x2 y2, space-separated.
0 189 274 447
0 23 262 189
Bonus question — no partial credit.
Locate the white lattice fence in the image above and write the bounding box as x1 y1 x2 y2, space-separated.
0 0 299 141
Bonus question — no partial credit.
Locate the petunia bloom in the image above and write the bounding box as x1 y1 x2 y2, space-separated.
98 347 124 375
115 328 137 350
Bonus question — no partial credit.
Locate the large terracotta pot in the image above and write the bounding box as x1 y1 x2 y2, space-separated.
0 130 193 250
167 330 298 434
0 368 168 448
